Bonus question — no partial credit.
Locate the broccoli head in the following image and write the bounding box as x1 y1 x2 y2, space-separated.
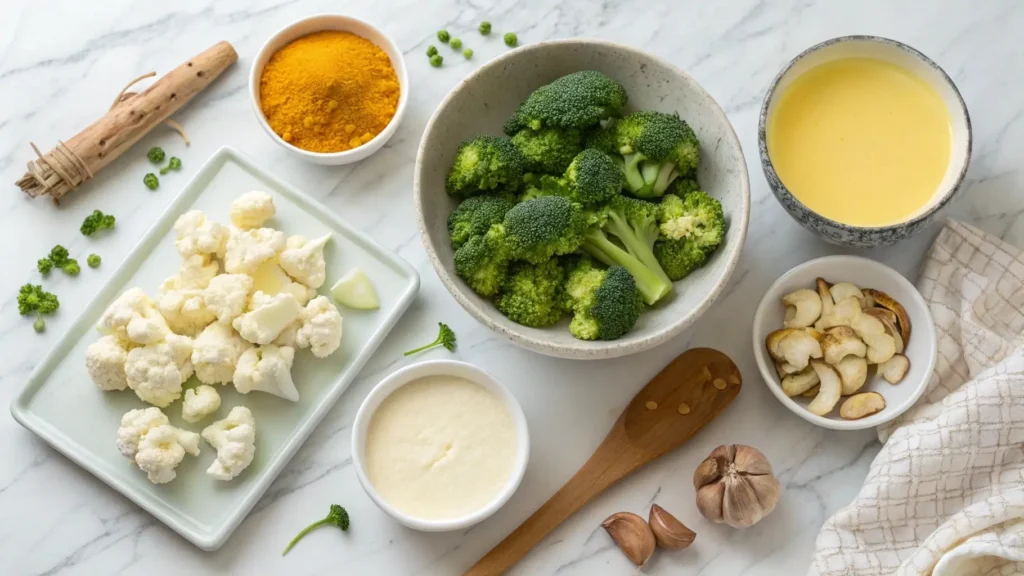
448 193 517 249
496 259 566 327
80 209 116 236
454 224 510 297
503 195 586 264
564 149 625 205
519 174 568 203
504 71 628 134
511 127 583 174
446 136 526 198
564 259 642 340
608 111 701 198
654 191 726 280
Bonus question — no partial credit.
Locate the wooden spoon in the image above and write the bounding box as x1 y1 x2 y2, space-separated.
465 347 741 575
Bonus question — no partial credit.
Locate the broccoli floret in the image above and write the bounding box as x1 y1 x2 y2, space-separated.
48 245 70 266
147 147 165 164
37 258 53 275
18 283 59 333
143 173 159 190
503 71 628 135
62 259 81 276
519 174 567 203
80 209 116 236
564 260 642 340
454 224 510 297
160 157 182 175
511 127 583 174
668 176 700 198
564 149 625 205
654 191 726 280
403 323 457 356
503 196 586 264
448 193 517 249
581 196 673 305
584 122 620 156
446 136 525 198
41 245 80 276
606 111 700 198
497 259 566 327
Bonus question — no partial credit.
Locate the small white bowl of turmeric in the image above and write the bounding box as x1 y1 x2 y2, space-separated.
250 14 408 165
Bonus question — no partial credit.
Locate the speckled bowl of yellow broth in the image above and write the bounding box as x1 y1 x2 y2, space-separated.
759 36 970 247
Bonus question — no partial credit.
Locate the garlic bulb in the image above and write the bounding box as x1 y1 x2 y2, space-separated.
693 444 780 529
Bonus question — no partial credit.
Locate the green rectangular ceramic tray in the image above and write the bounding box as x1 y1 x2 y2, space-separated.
10 146 419 550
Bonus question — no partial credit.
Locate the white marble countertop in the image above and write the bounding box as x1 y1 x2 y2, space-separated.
2 0 1023 574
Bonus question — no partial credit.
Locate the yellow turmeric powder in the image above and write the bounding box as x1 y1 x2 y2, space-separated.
259 31 400 153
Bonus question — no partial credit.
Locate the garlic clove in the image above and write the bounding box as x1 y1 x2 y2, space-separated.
722 475 765 529
695 480 726 523
601 512 656 567
649 504 696 550
733 445 773 475
693 451 723 489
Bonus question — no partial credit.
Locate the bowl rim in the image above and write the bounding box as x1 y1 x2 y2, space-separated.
757 35 972 233
751 255 938 430
414 38 751 359
247 13 409 161
350 359 530 531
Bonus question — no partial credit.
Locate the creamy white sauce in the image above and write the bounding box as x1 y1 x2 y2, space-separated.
365 375 517 520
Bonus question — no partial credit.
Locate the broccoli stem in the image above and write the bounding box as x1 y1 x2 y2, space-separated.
653 163 679 195
605 212 672 285
282 518 332 555
622 153 646 192
583 229 671 305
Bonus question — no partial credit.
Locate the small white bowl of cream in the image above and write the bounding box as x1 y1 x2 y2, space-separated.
351 360 529 531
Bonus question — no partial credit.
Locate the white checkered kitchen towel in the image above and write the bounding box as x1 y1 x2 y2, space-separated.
811 220 1024 576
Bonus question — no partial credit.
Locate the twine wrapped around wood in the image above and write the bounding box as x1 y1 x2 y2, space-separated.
16 41 237 202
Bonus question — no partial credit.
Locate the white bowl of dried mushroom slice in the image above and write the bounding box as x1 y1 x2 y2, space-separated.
752 255 937 430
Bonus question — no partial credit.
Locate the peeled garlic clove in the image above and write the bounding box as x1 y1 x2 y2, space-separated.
602 512 656 567
695 479 726 523
649 504 696 550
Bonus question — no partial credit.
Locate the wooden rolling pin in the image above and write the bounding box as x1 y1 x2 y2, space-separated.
16 41 237 202
465 348 742 575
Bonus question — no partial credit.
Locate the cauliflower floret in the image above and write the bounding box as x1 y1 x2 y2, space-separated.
250 260 316 305
125 334 194 407
232 292 302 345
230 191 276 230
279 234 331 289
203 274 254 324
158 288 216 337
202 406 257 480
161 254 220 292
134 424 201 484
116 407 169 459
98 287 171 345
86 335 132 391
223 228 285 275
192 322 251 384
182 385 222 423
273 321 299 347
296 296 343 358
233 345 298 402
173 210 229 258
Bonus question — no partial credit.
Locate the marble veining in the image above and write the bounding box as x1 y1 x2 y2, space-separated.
1 0 1023 574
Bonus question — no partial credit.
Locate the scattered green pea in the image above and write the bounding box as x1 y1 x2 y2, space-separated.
504 32 518 47
427 45 438 57
430 54 444 67
143 173 159 190
437 29 450 43
479 21 492 35
450 38 462 50
463 48 474 59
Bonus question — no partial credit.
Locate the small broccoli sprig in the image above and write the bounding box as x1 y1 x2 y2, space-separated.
281 504 349 556
80 209 116 236
602 111 700 198
18 284 59 333
87 254 101 268
38 245 80 277
147 147 165 163
144 173 159 190
404 323 457 356
160 157 181 175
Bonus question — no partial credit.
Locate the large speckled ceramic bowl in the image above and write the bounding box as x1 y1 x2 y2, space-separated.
759 36 971 247
414 40 750 360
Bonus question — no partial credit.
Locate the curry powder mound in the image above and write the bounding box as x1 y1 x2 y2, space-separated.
259 31 400 153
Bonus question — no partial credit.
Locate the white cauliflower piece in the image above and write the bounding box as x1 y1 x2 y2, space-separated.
86 335 132 391
233 345 298 402
279 234 331 289
273 321 299 347
182 385 222 423
250 260 316 305
134 424 201 484
161 254 220 293
116 407 169 459
202 406 257 480
223 228 285 275
98 287 171 345
192 322 251 384
125 334 194 407
296 296 343 358
157 288 215 337
203 274 254 324
173 210 229 258
232 292 302 345
230 191 276 230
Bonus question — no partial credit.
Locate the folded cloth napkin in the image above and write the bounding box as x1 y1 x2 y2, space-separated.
811 220 1024 576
